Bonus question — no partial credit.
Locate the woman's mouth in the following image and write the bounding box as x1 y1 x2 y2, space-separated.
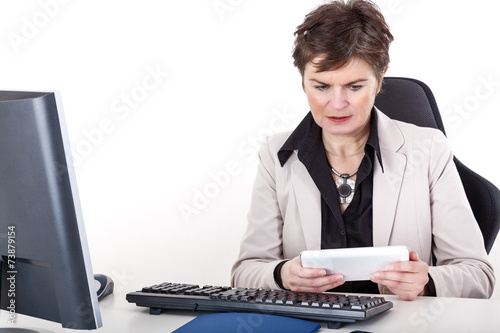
328 116 351 124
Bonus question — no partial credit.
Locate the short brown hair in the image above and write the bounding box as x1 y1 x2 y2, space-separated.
292 0 393 83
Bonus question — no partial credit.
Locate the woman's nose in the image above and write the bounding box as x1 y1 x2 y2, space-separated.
328 88 349 110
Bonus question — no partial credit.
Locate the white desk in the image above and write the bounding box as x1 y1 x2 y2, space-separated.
2 288 500 333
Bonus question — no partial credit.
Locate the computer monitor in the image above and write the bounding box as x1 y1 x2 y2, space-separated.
0 91 102 331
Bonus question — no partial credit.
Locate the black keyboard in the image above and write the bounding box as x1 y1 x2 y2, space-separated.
126 282 393 328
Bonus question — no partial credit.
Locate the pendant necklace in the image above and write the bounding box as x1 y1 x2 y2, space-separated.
330 166 358 204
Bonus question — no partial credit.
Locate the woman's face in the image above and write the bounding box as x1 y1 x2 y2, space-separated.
303 57 381 139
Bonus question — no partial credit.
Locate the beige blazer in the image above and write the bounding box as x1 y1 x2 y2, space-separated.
231 108 495 298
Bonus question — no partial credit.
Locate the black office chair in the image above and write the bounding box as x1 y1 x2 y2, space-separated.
374 77 500 254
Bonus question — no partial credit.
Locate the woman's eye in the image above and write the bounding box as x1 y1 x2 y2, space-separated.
349 85 362 91
315 85 328 91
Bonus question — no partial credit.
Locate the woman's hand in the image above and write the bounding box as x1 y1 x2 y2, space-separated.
370 251 429 300
280 256 344 292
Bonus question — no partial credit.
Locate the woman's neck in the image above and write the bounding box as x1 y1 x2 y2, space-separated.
322 123 370 158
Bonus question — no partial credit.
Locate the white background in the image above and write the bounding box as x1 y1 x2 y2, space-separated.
0 0 498 302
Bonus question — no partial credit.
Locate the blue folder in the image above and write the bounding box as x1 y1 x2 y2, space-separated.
172 312 321 332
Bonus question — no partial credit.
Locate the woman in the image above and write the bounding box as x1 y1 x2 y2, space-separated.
231 0 494 300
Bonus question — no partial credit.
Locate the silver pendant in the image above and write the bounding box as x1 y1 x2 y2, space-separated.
335 176 355 204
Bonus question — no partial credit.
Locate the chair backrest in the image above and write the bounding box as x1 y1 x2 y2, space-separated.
375 77 500 253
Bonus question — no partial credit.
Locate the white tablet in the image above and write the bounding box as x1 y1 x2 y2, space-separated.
300 246 409 281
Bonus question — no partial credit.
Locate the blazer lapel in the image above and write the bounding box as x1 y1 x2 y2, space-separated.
290 159 322 250
372 109 407 246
